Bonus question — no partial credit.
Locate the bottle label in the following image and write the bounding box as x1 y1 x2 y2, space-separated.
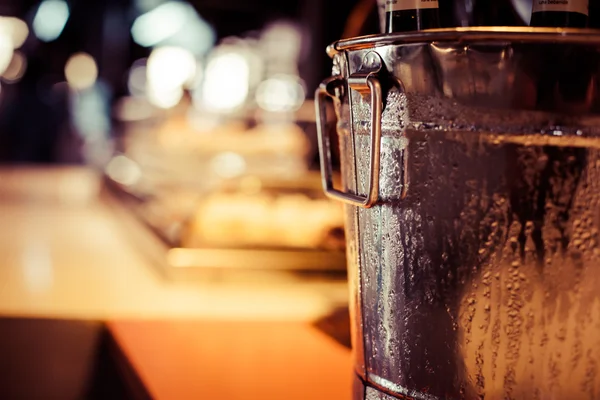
386 0 439 12
532 0 588 15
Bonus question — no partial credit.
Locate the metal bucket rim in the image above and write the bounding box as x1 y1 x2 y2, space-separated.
328 27 600 56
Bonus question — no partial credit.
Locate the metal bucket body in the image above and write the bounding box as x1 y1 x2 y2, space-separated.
317 28 600 400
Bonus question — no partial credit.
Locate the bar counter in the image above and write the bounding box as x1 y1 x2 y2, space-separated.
0 166 352 399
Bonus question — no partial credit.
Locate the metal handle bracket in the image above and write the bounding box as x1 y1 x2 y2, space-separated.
315 52 384 208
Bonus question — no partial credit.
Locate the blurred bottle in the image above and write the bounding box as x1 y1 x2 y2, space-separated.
377 0 387 32
529 0 589 27
385 0 441 32
342 0 381 37
445 0 525 27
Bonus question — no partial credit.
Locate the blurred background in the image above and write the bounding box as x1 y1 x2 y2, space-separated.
0 0 377 164
0 0 380 398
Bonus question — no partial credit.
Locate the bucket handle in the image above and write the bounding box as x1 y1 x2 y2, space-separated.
315 72 383 209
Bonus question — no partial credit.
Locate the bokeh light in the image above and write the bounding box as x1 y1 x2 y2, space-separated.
256 75 305 113
210 152 247 179
33 0 70 42
106 155 143 187
65 52 98 90
200 51 250 112
127 59 148 97
132 1 191 47
146 46 196 108
261 21 303 74
2 51 26 83
131 1 215 56
147 86 183 109
0 34 14 76
147 47 196 92
0 17 29 49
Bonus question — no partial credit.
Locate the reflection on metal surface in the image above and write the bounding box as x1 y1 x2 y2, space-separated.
320 28 600 399
316 53 384 208
329 27 600 55
369 375 438 400
365 386 401 400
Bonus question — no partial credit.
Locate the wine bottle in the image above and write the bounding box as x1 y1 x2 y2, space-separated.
530 0 589 27
529 0 592 112
385 0 441 33
589 0 600 28
377 0 387 33
446 0 526 27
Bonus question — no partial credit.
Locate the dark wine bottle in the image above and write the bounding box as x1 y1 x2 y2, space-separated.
530 0 589 27
445 0 526 27
385 0 441 33
589 0 600 28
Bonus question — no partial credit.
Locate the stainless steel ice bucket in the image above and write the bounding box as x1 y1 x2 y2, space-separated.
316 28 600 400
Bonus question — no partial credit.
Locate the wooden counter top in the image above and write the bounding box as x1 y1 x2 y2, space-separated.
0 167 348 321
108 320 353 400
0 167 354 399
